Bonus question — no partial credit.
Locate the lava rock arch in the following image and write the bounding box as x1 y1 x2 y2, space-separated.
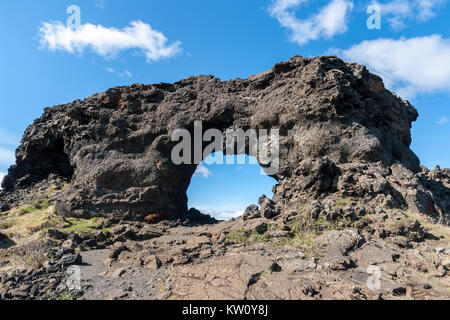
1 56 448 224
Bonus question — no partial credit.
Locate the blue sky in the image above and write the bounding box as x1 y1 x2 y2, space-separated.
0 0 449 218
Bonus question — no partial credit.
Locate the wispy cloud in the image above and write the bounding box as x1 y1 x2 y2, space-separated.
437 116 448 124
269 0 354 45
370 0 447 30
194 165 213 179
192 205 244 221
0 148 15 167
105 67 132 78
338 35 450 97
95 0 107 10
38 20 181 63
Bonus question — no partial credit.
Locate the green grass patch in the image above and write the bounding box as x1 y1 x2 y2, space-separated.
62 217 103 235
224 215 351 257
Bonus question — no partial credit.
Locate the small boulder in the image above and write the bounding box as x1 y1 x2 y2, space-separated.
242 205 260 221
136 225 163 240
141 255 162 270
95 231 107 242
111 268 126 279
258 195 280 219
187 208 218 224
217 233 226 244
59 253 82 267
109 245 130 260
390 218 426 242
353 243 397 266
61 239 77 250
46 229 67 240
0 203 10 212
82 239 97 248
68 233 83 245
112 225 128 235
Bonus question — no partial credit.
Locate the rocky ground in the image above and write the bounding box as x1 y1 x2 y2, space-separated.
0 181 449 300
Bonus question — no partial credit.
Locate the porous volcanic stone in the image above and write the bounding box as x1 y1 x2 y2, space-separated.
0 56 448 224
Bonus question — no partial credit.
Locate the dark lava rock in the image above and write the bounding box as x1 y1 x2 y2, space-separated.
68 233 83 245
82 239 97 248
135 225 163 240
59 253 82 267
95 230 107 242
112 225 128 235
109 245 130 260
0 55 448 224
46 229 67 240
0 202 10 212
259 195 280 219
186 208 218 224
242 204 260 220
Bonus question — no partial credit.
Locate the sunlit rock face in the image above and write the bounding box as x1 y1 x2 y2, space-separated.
1 56 448 224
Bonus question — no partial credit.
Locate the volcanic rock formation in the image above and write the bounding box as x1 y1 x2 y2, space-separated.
1 56 449 224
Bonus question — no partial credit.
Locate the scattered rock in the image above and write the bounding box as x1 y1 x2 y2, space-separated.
95 231 107 242
217 234 226 245
353 243 397 266
141 256 162 270
302 285 319 297
135 225 163 240
435 247 445 253
109 245 130 260
62 239 77 250
259 196 280 219
83 239 97 248
46 229 67 240
59 253 82 267
242 205 260 221
111 268 126 279
112 225 127 236
278 258 316 273
68 233 83 245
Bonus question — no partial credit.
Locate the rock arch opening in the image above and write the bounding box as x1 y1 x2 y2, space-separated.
187 152 279 220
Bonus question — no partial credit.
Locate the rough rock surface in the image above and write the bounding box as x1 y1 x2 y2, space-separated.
1 55 448 224
0 55 449 300
1 201 449 300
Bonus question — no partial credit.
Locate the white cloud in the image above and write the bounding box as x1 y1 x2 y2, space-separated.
0 148 15 167
38 20 181 63
437 116 448 124
192 205 244 220
371 0 447 30
269 0 354 45
339 35 450 97
124 70 132 78
194 165 213 179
